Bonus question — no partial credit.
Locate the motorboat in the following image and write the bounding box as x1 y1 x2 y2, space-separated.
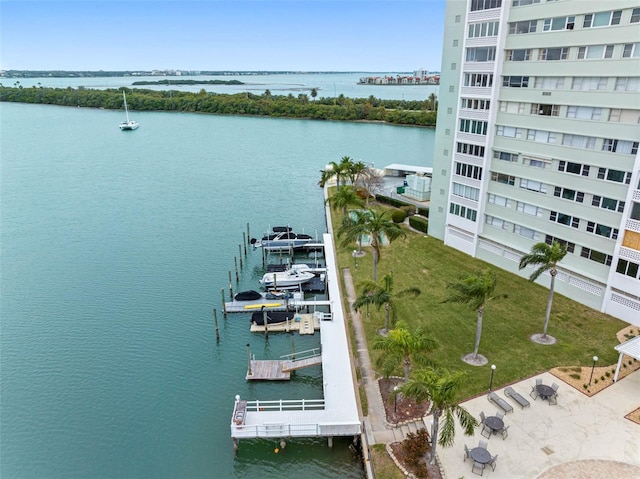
251 310 297 325
250 226 314 250
258 265 315 289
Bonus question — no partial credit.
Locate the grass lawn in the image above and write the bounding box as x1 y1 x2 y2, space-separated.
331 205 629 400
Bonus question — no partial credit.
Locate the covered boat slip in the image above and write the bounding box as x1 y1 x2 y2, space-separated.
231 234 361 443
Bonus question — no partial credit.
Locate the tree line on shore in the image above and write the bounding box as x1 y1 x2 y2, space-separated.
0 85 437 127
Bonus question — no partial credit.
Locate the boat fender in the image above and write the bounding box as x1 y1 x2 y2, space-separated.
250 238 257 245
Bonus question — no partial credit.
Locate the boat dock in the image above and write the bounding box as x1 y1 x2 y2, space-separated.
246 348 323 380
249 312 323 335
231 234 361 449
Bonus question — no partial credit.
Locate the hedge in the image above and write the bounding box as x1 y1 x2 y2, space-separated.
409 216 428 233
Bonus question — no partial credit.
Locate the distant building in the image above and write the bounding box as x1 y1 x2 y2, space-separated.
431 0 640 325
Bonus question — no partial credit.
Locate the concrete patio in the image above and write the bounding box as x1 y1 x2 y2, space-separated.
436 370 640 479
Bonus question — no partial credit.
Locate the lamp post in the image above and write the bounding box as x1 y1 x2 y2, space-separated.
489 364 496 392
589 355 598 386
393 385 399 413
353 250 358 269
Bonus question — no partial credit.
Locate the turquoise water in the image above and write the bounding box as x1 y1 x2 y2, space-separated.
0 102 435 478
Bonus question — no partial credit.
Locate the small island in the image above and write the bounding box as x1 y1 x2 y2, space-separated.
131 79 244 86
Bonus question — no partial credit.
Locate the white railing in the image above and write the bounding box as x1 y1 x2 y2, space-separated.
245 398 325 412
280 347 321 362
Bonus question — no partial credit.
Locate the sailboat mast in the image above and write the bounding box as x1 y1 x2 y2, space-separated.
123 91 130 122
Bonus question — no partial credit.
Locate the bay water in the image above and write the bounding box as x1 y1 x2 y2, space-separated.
0 101 435 478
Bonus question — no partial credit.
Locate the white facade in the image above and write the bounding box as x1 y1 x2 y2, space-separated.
431 0 640 325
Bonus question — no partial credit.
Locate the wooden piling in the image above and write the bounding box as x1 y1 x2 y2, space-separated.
242 233 247 255
234 257 239 282
228 271 233 298
247 343 252 376
247 223 250 245
238 244 243 269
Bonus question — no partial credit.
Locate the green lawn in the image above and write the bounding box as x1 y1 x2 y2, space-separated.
332 207 628 399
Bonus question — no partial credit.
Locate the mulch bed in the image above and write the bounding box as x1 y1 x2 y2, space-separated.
379 377 443 479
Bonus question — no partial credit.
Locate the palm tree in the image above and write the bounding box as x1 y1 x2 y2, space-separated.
311 88 318 101
373 321 436 381
318 156 352 189
324 185 364 220
445 269 497 363
427 93 438 111
337 209 405 281
400 368 477 465
518 241 568 340
353 274 421 334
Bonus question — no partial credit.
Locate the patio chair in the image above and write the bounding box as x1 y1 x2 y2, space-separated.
536 378 542 385
480 423 492 438
472 460 485 476
464 444 471 462
479 439 488 449
505 386 530 409
500 425 510 439
496 410 505 419
530 383 539 400
551 382 560 394
548 394 557 405
488 391 514 413
489 454 499 471
479 411 486 424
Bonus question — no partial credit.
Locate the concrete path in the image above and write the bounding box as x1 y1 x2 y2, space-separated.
342 267 640 479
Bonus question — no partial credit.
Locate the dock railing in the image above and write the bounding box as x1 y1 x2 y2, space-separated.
280 347 321 362
245 398 325 412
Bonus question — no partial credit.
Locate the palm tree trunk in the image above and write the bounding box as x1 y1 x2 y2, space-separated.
429 409 441 464
543 272 556 338
372 248 378 282
403 356 410 382
384 303 390 332
473 306 483 358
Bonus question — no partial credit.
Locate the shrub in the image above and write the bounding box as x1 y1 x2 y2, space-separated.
375 194 413 209
391 209 407 223
409 216 428 233
400 205 416 217
570 373 581 380
417 206 429 218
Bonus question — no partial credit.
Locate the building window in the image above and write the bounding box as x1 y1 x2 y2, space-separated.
489 194 512 208
502 76 529 87
534 77 566 89
466 47 496 62
631 8 640 23
516 202 544 217
453 39 459 47
461 98 491 110
630 202 640 220
562 134 596 150
455 161 483 180
493 151 518 162
451 62 457 70
558 160 590 176
520 178 547 193
622 43 640 58
509 20 537 34
455 15 461 23
566 106 602 120
614 77 640 91
581 248 612 265
506 49 531 61
500 101 525 114
459 119 488 135
571 77 608 90
465 73 494 87
470 0 502 11
457 142 486 158
602 139 639 154
550 211 580 228
616 259 640 279
543 16 575 31
592 195 625 213
496 125 523 138
527 129 556 143
597 168 631 184
545 235 575 254
514 225 540 240
539 48 568 61
586 222 619 239
532 104 560 116
491 172 515 186
609 109 640 124
577 45 614 59
447 107 453 114
525 157 548 169
449 85 455 93
452 183 480 201
512 0 540 6
554 186 584 203
445 128 450 136
583 10 622 28
450 202 478 221
485 215 512 231
468 21 500 38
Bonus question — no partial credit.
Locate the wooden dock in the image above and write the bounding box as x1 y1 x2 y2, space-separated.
246 348 322 380
249 312 321 335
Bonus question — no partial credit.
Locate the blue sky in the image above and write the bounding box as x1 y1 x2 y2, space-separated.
1 0 446 71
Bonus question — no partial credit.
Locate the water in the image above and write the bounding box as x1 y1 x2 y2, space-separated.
0 101 435 479
7 72 439 101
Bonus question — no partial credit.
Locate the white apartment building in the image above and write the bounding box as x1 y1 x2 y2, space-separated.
431 0 640 325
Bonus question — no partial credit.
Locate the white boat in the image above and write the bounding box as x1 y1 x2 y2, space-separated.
119 91 139 130
251 226 314 250
258 265 316 289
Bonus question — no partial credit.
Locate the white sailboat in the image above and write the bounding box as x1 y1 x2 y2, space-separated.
119 91 139 130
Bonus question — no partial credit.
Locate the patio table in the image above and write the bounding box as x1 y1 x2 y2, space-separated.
484 416 504 434
470 447 491 464
536 384 555 400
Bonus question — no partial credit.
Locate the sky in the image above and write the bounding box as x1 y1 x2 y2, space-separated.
0 0 446 72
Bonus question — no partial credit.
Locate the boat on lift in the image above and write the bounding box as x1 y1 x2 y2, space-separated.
258 264 315 289
250 226 314 250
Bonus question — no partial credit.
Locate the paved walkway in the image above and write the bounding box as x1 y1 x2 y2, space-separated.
342 267 640 479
